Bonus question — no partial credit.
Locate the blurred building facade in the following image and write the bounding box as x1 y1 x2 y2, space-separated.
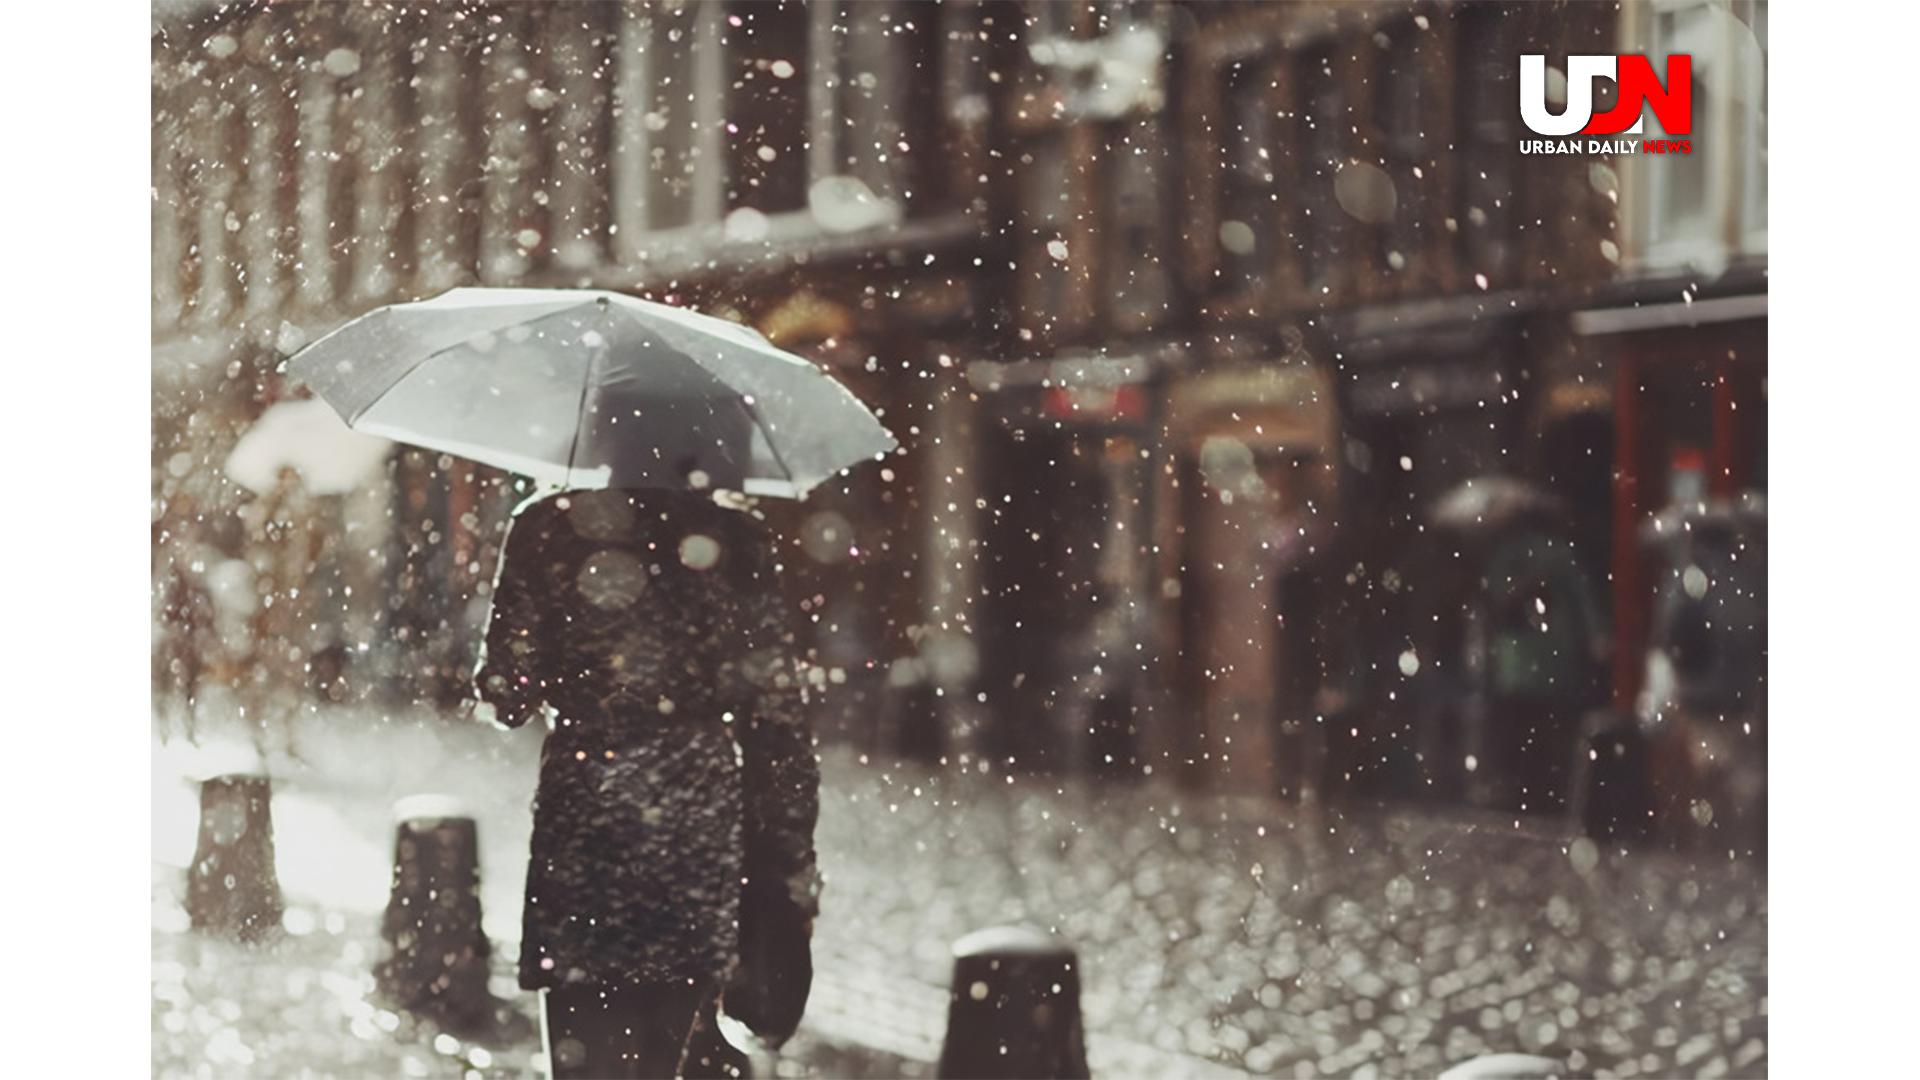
152 1 1765 822
1573 0 1767 842
152 0 1019 719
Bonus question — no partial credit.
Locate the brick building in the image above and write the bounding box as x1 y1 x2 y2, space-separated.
151 1 1766 825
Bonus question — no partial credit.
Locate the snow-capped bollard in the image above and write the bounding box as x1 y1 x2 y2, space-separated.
186 773 284 942
375 796 496 1037
937 925 1089 1080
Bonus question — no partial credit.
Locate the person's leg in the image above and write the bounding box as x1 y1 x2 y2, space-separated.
542 981 707 1079
544 985 629 1079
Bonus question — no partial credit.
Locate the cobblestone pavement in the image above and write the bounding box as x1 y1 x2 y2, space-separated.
151 712 1766 1078
802 750 1767 1080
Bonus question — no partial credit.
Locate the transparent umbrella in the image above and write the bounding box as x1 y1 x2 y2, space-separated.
286 287 896 498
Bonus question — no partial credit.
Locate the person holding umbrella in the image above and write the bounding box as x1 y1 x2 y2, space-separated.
477 479 817 1078
287 288 896 1078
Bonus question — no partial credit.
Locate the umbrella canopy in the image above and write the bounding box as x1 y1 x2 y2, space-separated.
286 287 896 498
224 397 395 496
1428 475 1570 536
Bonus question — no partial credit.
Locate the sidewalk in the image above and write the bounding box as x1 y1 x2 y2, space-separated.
152 707 1767 1078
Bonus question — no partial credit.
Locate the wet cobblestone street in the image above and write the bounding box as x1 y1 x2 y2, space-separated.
150 714 1766 1078
805 749 1767 1079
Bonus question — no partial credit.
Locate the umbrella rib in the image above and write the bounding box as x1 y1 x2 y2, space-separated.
564 344 598 486
749 403 799 487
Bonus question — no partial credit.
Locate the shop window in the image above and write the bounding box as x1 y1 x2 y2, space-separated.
1373 18 1432 282
1019 134 1077 337
1454 3 1517 284
1622 0 1768 271
614 0 918 248
1296 45 1347 295
1107 119 1174 332
629 3 708 232
1216 56 1279 292
1732 0 1767 250
724 0 811 215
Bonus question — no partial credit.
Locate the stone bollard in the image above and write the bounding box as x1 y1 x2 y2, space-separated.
880 669 945 765
1577 714 1653 843
1085 687 1140 779
374 796 496 1037
186 773 284 942
937 926 1089 1080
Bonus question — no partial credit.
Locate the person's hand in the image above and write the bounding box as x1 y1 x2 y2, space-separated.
473 669 542 728
463 696 529 730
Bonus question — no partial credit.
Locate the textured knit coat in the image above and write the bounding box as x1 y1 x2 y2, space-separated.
475 489 820 992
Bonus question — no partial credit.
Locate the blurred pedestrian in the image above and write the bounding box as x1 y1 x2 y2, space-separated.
239 465 330 755
153 548 221 741
475 487 820 1079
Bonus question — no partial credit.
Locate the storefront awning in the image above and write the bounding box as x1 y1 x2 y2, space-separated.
1571 293 1766 336
967 348 1168 392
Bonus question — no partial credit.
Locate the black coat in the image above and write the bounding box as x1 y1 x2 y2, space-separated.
476 489 819 992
